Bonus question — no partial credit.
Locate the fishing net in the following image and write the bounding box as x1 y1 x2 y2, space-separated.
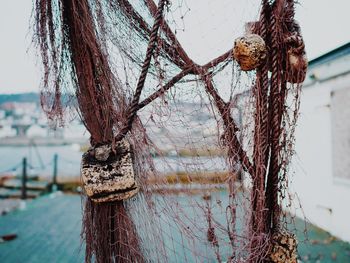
34 0 307 262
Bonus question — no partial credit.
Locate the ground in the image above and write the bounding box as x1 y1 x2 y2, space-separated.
0 193 349 262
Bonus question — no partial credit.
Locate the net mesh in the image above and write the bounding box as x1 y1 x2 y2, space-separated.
34 0 307 262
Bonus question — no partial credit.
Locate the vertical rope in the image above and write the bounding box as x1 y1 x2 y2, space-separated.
258 0 272 171
265 0 286 231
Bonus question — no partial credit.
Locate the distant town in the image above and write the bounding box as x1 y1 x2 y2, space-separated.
0 93 221 149
0 93 88 146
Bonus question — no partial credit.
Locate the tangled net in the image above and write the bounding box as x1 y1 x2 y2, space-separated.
34 0 307 262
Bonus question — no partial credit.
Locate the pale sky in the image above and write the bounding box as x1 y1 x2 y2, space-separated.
0 0 350 94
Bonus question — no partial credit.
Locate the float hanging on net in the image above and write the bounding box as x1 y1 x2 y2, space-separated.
81 138 139 203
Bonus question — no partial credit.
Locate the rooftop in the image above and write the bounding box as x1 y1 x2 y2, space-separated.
308 42 350 69
304 42 350 87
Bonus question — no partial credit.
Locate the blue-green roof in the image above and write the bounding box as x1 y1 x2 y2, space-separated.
308 42 350 68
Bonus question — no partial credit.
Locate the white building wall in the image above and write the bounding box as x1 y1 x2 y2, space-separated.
291 72 350 243
0 125 17 137
27 124 47 138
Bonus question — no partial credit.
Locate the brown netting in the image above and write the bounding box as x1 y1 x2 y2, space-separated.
34 0 307 262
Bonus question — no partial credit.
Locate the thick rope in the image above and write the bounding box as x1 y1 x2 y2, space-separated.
258 0 271 172
265 0 286 231
115 0 168 143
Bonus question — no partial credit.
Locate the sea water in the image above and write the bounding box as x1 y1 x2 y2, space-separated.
0 145 227 178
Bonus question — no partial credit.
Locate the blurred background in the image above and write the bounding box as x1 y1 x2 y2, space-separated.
0 0 350 262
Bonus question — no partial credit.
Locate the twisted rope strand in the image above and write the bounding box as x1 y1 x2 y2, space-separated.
265 0 287 231
115 0 167 142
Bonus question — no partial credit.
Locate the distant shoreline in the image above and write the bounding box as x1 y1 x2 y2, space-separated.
0 136 87 146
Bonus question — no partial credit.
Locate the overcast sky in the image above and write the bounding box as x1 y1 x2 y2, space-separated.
0 0 350 94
